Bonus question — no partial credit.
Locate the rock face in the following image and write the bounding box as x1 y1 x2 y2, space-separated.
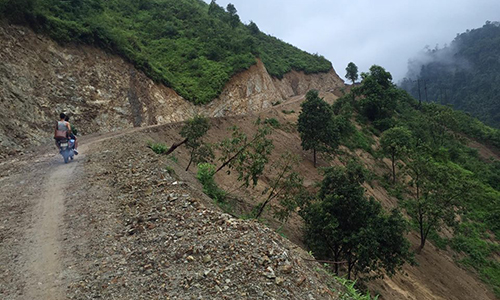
0 24 344 156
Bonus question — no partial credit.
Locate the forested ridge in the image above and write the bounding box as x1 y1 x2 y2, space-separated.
400 21 500 128
0 0 332 104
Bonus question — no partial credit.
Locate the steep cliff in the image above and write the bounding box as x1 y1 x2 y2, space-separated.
0 24 344 156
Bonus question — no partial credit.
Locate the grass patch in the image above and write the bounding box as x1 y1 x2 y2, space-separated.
148 141 168 154
344 127 375 153
168 154 179 163
264 117 280 129
316 267 379 300
450 221 500 297
164 165 177 178
428 230 449 250
334 276 379 300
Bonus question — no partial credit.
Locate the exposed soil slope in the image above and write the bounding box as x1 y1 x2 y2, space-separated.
0 23 343 157
143 93 496 300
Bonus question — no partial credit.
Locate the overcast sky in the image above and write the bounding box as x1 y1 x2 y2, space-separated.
202 0 500 82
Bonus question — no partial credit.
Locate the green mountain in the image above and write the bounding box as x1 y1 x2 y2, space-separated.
0 0 332 104
400 21 500 128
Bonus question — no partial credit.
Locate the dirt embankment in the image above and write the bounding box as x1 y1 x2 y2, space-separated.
0 126 345 299
0 23 344 157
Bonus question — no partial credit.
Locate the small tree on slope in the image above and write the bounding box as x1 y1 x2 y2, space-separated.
298 90 339 167
253 151 305 221
345 62 359 84
216 119 274 188
403 154 474 251
180 115 213 171
380 126 413 183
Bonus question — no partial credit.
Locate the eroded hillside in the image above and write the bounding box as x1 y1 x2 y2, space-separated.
1 16 499 300
0 24 343 157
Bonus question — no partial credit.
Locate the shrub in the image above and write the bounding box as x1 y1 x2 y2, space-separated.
264 117 280 128
197 163 226 202
148 141 168 154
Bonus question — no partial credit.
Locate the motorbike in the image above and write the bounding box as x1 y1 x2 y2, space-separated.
57 138 75 163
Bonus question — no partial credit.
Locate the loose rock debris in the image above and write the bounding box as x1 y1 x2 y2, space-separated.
63 135 340 299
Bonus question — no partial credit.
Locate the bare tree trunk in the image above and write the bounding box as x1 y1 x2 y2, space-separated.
417 210 425 253
334 248 339 276
215 145 248 174
347 255 352 280
186 149 194 171
255 198 272 219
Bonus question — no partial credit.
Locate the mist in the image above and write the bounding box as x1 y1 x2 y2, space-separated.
402 42 472 82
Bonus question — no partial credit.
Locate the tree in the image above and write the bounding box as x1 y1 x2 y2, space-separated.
208 0 225 17
247 21 260 35
253 151 305 221
226 3 240 28
403 155 473 251
217 119 274 188
298 90 339 167
0 0 35 24
226 3 237 15
302 162 412 279
180 115 213 171
356 65 399 129
345 62 359 84
380 126 413 183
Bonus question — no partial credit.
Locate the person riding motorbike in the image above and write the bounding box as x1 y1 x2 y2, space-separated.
54 112 71 148
64 115 79 155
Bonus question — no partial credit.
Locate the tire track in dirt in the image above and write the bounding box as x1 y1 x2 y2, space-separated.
22 157 77 300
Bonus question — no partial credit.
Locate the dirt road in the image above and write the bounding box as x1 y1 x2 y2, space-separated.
23 158 77 300
0 126 151 299
0 141 82 299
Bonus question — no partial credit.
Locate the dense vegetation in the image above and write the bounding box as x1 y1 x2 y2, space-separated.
400 21 500 128
303 161 412 280
333 65 500 296
0 0 331 104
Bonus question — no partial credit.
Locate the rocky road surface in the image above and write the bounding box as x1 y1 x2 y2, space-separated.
0 127 339 300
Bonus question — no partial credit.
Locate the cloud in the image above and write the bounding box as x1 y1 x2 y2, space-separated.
203 0 500 81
